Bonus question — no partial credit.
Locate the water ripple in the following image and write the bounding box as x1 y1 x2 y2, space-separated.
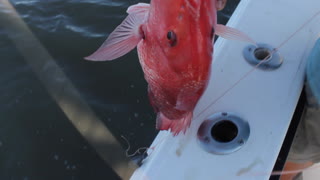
9 0 130 38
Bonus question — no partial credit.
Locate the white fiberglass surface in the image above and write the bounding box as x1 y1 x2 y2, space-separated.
131 0 320 179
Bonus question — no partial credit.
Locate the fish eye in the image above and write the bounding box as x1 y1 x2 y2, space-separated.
167 30 177 47
167 31 175 40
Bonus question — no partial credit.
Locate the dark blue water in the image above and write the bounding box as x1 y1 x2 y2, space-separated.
0 0 239 179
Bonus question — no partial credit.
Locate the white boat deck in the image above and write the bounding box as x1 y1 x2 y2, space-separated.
131 0 320 179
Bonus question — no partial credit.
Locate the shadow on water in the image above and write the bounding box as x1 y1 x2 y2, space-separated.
1 0 153 179
0 0 239 179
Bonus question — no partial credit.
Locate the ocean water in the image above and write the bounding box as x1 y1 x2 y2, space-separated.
0 0 239 180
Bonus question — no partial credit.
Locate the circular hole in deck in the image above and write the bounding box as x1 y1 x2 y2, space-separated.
254 48 271 61
211 120 238 143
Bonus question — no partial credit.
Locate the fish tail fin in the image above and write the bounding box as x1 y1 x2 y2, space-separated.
156 112 193 136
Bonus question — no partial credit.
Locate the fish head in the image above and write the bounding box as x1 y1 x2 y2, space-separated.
143 0 217 72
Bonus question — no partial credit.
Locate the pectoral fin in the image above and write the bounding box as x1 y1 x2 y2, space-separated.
85 12 146 61
126 3 150 15
215 24 256 44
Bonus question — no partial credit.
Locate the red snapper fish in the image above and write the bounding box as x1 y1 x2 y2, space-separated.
85 0 253 135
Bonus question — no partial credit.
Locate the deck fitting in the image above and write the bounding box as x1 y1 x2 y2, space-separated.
197 112 250 155
243 43 283 70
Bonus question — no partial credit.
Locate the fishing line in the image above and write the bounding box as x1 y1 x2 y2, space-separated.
122 3 320 177
121 135 150 157
239 163 320 178
276 10 320 50
237 163 320 177
270 163 320 176
121 133 168 159
190 9 320 178
194 9 320 120
219 10 320 178
194 58 268 119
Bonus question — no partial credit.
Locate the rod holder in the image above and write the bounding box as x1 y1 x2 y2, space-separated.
197 112 250 155
243 43 283 70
